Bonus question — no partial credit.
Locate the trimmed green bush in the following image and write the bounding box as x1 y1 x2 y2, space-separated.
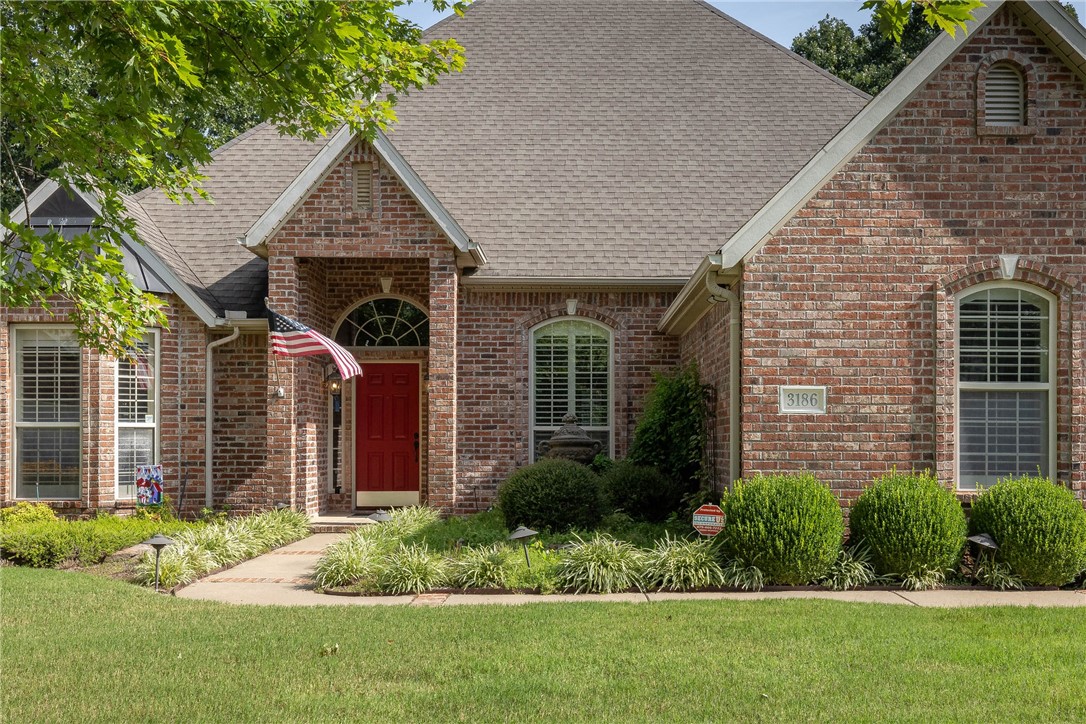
969 475 1086 587
0 502 58 526
721 473 844 585
498 458 606 532
849 470 966 583
601 463 686 523
1 515 192 568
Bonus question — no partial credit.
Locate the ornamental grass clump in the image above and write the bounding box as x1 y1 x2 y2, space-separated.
313 536 387 590
553 534 646 594
721 473 844 586
450 544 515 589
820 545 880 591
498 458 606 532
377 543 450 594
133 542 216 589
383 506 442 540
969 475 1086 587
642 535 724 591
849 469 966 588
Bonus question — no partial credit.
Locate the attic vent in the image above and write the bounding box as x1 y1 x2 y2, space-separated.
984 63 1025 126
353 165 372 211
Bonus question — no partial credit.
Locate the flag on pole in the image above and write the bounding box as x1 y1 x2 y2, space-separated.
268 308 362 380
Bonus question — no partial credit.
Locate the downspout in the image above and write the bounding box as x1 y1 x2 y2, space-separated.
205 325 241 509
705 273 741 486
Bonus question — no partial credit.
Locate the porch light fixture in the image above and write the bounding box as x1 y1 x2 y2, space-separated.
508 526 538 569
142 533 174 592
369 510 393 523
329 379 341 394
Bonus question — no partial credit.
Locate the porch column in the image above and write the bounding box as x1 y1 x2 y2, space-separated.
427 257 458 512
266 256 299 511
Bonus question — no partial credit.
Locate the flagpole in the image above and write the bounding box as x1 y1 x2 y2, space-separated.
266 297 284 397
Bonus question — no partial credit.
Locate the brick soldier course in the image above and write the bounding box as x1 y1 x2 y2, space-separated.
2 1 1083 517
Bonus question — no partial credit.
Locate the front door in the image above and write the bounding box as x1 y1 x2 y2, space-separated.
355 363 421 507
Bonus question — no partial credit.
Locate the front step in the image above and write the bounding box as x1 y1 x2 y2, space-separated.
309 514 377 534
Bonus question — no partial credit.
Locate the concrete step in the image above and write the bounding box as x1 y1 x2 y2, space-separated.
309 515 377 534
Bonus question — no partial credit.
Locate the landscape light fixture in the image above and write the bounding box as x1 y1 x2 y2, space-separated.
508 526 538 569
967 533 999 580
369 510 393 523
142 533 174 592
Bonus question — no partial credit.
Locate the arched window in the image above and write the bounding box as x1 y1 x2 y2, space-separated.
983 62 1025 126
531 319 612 460
957 284 1054 489
334 297 429 348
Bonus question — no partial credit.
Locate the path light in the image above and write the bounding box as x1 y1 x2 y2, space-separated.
508 526 538 569
967 533 999 580
369 510 393 523
143 533 174 593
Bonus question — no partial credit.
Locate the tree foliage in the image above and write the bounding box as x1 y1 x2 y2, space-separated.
1 0 466 355
792 5 940 95
863 0 984 43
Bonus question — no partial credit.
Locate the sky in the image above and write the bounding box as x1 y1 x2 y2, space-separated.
397 1 1086 48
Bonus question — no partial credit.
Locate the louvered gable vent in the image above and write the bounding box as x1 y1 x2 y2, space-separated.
984 63 1025 126
353 165 372 211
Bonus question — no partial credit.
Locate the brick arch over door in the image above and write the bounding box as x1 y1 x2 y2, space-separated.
933 258 1083 491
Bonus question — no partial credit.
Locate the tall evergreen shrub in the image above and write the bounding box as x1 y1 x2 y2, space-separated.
627 364 707 492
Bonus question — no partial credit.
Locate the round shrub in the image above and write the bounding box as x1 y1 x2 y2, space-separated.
0 502 58 526
498 458 606 532
969 476 1086 587
850 470 966 580
602 463 686 523
721 473 844 585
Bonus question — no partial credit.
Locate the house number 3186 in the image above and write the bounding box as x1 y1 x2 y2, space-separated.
779 386 827 414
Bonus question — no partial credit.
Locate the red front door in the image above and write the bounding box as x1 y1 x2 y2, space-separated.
355 363 420 505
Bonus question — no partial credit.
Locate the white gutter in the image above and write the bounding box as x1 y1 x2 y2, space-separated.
704 272 741 487
205 324 241 509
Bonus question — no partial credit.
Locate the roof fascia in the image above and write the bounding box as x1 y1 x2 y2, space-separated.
462 276 686 289
6 179 65 226
239 127 486 267
716 1 1004 271
1020 1 1086 82
658 255 734 336
13 180 223 327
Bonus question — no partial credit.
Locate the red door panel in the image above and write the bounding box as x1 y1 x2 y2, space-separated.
356 363 420 492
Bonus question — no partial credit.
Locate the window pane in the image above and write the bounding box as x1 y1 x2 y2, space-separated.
117 428 155 498
16 329 80 423
959 288 1049 384
16 427 80 499
959 390 1048 489
533 332 570 427
335 298 429 347
118 334 156 423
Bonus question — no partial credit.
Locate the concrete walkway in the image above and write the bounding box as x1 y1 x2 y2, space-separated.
174 533 1086 608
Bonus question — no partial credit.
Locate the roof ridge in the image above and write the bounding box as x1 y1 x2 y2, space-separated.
692 0 873 102
209 121 272 159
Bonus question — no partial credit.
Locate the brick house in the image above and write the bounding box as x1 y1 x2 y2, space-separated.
2 0 1083 517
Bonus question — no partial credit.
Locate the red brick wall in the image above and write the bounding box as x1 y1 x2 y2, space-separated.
455 288 681 512
679 297 736 489
739 8 1085 502
266 142 459 514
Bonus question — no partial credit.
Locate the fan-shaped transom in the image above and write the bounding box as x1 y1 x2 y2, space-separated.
334 297 429 347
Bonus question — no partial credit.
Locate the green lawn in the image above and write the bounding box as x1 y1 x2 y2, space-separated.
2 568 1084 723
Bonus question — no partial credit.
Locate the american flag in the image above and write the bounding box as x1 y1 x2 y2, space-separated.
268 308 362 380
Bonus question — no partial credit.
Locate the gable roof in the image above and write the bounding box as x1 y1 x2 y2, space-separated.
659 0 1086 335
7 180 223 327
387 0 869 281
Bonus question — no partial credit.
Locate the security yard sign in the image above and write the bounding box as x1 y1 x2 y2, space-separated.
692 504 725 536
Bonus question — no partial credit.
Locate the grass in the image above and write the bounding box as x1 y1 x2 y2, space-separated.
3 567 1085 722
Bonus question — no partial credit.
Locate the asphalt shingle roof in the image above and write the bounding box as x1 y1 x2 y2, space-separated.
130 0 868 311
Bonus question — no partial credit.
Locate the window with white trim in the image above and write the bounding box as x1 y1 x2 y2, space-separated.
14 328 81 499
116 331 159 498
531 319 612 459
957 285 1054 489
983 62 1025 126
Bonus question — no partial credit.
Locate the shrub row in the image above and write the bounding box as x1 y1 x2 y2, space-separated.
0 511 193 568
497 461 1086 590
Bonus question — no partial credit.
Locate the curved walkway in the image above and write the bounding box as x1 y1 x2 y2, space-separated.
173 533 1086 608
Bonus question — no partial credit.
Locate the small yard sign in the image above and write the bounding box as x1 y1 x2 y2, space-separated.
692 504 725 536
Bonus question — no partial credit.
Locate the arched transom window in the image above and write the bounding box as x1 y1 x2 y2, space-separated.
957 285 1054 489
531 319 612 459
334 297 429 348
